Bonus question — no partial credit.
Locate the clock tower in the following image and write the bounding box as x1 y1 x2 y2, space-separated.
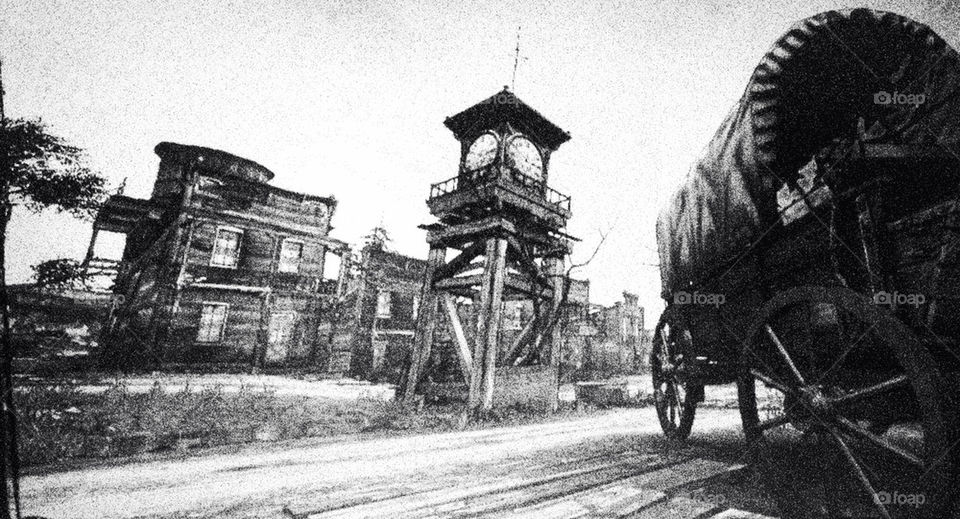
404 87 576 416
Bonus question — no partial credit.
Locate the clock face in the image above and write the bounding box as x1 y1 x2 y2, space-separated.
464 134 498 171
506 136 544 181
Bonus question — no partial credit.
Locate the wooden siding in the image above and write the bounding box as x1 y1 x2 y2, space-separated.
164 288 263 364
182 220 330 293
347 246 428 380
191 173 333 236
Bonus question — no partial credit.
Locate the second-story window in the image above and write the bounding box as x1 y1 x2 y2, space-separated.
376 291 392 318
278 239 304 273
211 227 242 268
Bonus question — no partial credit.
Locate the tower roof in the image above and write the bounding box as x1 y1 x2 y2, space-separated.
443 88 571 150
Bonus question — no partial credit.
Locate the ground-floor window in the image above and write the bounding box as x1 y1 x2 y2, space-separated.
197 302 229 343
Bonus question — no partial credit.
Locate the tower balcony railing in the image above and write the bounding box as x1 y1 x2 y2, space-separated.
544 184 572 212
430 175 460 199
428 165 571 213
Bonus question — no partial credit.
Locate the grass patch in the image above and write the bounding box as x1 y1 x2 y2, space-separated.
15 381 393 467
13 381 613 468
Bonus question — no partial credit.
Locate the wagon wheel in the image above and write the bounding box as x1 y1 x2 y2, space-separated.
651 309 700 440
737 286 959 518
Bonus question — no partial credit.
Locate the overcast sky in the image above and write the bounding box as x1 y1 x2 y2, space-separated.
2 0 958 320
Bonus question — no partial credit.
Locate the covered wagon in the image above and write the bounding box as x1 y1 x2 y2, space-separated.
652 8 960 518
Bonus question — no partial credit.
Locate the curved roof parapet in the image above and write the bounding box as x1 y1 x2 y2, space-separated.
656 8 960 295
154 142 276 184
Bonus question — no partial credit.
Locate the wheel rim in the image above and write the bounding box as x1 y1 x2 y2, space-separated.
738 287 957 518
652 311 698 439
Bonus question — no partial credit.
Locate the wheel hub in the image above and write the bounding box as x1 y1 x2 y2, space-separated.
782 386 834 430
800 386 833 415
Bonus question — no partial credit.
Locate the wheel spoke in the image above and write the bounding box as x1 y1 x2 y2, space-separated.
659 327 671 359
750 369 792 394
827 426 892 519
835 416 924 469
831 375 910 408
759 413 791 432
765 325 806 386
667 393 677 424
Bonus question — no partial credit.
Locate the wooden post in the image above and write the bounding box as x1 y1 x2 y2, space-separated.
544 255 564 411
335 248 350 298
254 292 272 372
469 237 507 416
81 227 99 270
403 245 446 400
145 164 199 361
544 256 565 365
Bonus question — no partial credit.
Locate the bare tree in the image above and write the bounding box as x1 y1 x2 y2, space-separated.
0 61 107 519
516 227 611 366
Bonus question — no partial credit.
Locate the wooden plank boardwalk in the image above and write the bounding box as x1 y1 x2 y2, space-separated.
305 457 775 519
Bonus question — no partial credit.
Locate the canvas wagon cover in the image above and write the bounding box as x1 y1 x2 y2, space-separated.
657 8 960 296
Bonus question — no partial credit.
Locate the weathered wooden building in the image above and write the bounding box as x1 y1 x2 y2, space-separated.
345 241 427 382
593 291 645 374
561 292 645 380
92 142 349 370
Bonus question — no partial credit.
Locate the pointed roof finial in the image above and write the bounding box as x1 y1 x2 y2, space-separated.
511 25 522 91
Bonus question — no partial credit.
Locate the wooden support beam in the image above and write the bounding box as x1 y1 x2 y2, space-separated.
505 313 539 365
516 305 556 366
403 246 447 400
435 274 484 291
860 143 960 159
433 241 485 281
469 237 508 416
436 272 549 298
544 256 565 367
544 256 564 412
442 294 473 382
504 274 553 299
445 287 478 299
426 216 515 245
506 235 549 288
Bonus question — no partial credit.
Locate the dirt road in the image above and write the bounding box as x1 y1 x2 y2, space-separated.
21 408 778 518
